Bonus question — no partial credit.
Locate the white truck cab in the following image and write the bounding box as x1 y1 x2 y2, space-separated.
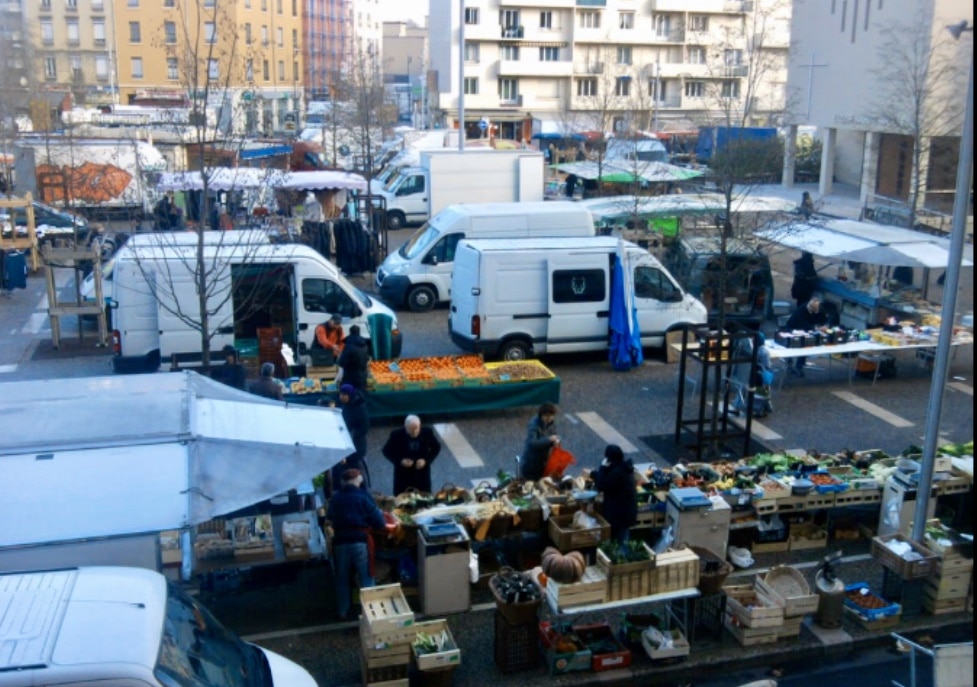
0 566 317 687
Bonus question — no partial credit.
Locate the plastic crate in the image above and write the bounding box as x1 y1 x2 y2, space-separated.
493 611 540 674
844 582 902 621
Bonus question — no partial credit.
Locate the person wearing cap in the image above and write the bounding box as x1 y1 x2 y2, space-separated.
336 324 370 391
328 384 371 492
589 444 637 542
326 468 386 621
211 344 247 391
311 314 344 366
248 362 284 400
382 415 441 495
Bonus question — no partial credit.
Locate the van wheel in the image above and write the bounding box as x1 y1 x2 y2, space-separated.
387 211 406 231
407 285 437 312
499 339 531 361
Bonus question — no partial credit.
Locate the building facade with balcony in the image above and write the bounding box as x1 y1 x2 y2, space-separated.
428 0 789 142
0 0 32 126
383 20 428 125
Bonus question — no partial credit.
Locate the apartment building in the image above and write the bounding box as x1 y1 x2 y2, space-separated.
0 0 31 123
784 0 971 216
428 0 789 142
383 21 428 124
306 0 383 100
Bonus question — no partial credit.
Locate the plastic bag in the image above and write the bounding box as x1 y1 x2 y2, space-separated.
543 445 576 478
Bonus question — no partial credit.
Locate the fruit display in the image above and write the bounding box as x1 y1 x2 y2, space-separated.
485 360 556 382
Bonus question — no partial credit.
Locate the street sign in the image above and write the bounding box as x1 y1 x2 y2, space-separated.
478 118 489 131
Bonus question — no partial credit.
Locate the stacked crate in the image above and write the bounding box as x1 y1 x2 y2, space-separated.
360 584 416 687
756 566 819 638
650 547 700 594
722 583 784 646
922 533 973 615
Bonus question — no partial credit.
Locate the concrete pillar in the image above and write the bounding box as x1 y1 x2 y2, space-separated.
782 124 798 188
860 130 880 207
819 126 836 197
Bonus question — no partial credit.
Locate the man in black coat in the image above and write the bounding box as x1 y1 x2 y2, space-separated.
785 297 828 376
790 251 818 308
329 384 371 490
337 324 370 392
589 444 637 542
211 344 247 391
382 414 441 495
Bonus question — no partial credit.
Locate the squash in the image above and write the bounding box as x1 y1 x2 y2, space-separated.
541 546 587 583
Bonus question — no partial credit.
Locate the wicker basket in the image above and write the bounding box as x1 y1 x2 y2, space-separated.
490 568 543 625
690 546 732 596
758 565 818 617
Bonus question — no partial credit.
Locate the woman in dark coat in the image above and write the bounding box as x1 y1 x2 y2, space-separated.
331 384 371 489
520 402 559 481
590 444 637 542
382 414 441 495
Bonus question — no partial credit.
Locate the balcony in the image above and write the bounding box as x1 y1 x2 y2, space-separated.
656 62 710 78
500 26 524 39
651 0 749 11
573 61 603 75
724 64 748 77
498 60 573 77
499 94 524 108
499 0 572 6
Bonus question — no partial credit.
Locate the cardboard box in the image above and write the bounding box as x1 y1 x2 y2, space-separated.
539 621 593 675
410 619 461 671
574 622 632 671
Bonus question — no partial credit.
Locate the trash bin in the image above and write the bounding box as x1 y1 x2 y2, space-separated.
368 312 394 361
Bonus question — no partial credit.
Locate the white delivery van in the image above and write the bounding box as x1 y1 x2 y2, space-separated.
0 566 317 687
111 234 401 372
449 237 707 360
376 201 595 312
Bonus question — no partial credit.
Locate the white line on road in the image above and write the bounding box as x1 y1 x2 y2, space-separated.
0 364 17 373
948 382 973 396
576 411 639 453
433 423 484 468
21 313 48 335
563 413 579 425
832 390 914 428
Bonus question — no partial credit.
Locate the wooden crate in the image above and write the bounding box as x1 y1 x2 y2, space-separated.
650 547 699 594
360 653 410 685
871 534 939 580
922 593 968 615
788 522 827 552
778 615 804 638
723 612 780 646
546 565 607 611
723 584 784 628
547 513 611 551
773 495 809 513
596 543 655 601
361 584 416 644
360 618 413 667
753 499 778 515
751 539 790 554
410 619 461 671
757 566 818 617
924 571 972 601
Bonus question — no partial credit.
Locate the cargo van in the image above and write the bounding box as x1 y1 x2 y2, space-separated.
375 201 595 312
111 233 401 372
449 237 707 360
0 566 317 687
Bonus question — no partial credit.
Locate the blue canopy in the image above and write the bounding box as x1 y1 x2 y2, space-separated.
608 252 643 371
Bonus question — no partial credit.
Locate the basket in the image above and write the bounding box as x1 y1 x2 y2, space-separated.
689 546 732 596
489 568 543 625
757 565 818 617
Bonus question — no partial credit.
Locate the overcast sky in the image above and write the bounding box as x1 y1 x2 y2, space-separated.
379 0 428 24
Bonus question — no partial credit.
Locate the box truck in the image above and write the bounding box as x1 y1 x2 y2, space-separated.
375 201 596 312
110 233 401 372
376 148 545 229
0 567 318 687
449 237 707 360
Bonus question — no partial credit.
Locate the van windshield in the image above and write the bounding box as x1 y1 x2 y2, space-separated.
156 582 269 687
399 223 438 260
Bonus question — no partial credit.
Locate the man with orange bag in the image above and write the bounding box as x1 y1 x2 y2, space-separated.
519 402 562 481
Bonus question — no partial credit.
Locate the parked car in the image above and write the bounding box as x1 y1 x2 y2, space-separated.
0 200 90 243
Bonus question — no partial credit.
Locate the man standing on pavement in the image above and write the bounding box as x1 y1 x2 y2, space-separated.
382 415 441 495
326 468 386 621
337 324 370 392
785 297 828 377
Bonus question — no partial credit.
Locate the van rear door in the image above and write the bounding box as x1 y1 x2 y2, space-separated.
157 260 234 365
545 255 610 352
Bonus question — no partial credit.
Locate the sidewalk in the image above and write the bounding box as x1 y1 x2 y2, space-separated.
740 181 865 220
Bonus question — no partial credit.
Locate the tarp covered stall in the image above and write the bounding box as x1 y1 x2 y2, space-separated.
552 160 703 184
273 170 368 192
0 371 353 551
158 168 278 192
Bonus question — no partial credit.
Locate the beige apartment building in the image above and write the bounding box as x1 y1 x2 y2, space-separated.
428 0 790 142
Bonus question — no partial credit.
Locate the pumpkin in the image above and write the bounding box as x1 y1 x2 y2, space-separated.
541 546 586 583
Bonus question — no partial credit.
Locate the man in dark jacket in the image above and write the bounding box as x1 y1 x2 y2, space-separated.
248 362 284 400
590 444 637 542
337 324 370 392
382 414 441 495
330 384 371 490
520 402 559 481
326 469 386 620
790 251 818 308
211 344 247 391
785 297 828 376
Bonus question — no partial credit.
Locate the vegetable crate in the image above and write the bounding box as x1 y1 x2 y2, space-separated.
410 619 461 671
641 628 691 661
573 622 632 672
539 621 593 675
844 606 902 631
547 512 611 551
493 611 540 674
361 584 416 645
723 612 780 646
788 522 827 552
723 584 784 629
871 533 939 580
546 565 608 611
844 583 902 622
756 566 818 617
596 542 656 601
650 547 700 594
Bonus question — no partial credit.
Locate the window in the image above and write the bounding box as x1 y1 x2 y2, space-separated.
721 80 740 98
131 57 143 79
617 46 632 65
208 59 219 79
685 80 704 97
129 21 141 43
654 15 671 37
577 78 597 96
127 0 138 7
463 77 478 95
66 0 77 9
688 15 708 32
276 0 282 13
278 60 284 80
724 49 743 66
499 78 518 102
95 55 108 79
244 23 252 44
70 55 81 78
292 28 298 47
302 278 357 317
166 57 178 79
244 0 250 7
552 269 605 304
688 46 705 64
246 58 254 81
619 12 634 30
40 0 51 8
539 11 552 29
500 44 519 61
277 27 283 47
634 266 680 301
539 46 559 62
91 0 104 10
205 22 216 43
650 78 667 101
41 21 53 45
464 8 478 25
261 0 267 10
204 0 215 6
93 19 105 43
396 174 424 196
615 76 631 96
464 42 479 62
165 21 176 44
293 61 299 80
261 26 268 45
164 0 175 7
579 11 600 29
67 20 80 45
44 57 57 80
292 0 297 16
263 59 269 80
501 9 519 30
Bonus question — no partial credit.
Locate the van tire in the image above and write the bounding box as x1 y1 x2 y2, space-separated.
387 211 406 231
407 285 437 312
499 339 531 361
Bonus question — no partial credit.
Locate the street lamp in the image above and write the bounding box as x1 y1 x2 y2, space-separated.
911 20 973 542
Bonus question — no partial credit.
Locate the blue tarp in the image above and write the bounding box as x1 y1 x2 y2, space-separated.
608 253 643 371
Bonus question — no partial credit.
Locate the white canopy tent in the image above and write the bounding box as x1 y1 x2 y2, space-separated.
0 372 353 548
158 167 279 192
274 170 368 192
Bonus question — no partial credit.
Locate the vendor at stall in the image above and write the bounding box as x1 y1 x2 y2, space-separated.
311 314 344 366
382 415 441 495
784 297 828 377
588 444 637 542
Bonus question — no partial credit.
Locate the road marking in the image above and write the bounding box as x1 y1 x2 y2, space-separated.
21 313 48 335
948 382 973 396
576 411 639 453
832 390 914 427
433 423 483 468
739 417 782 441
0 364 17 373
563 413 580 425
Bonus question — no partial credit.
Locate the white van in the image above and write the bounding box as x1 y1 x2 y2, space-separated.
0 566 317 687
111 235 401 372
449 237 707 360
375 201 595 312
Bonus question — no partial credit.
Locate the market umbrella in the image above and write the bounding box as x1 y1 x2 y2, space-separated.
608 246 643 372
551 161 703 184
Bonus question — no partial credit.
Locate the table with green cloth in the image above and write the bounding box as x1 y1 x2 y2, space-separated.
284 377 561 418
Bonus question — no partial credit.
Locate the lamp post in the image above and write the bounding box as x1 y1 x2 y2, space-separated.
912 20 973 542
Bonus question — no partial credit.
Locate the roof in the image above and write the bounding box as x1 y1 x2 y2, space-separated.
579 193 796 221
461 236 629 252
435 200 587 220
